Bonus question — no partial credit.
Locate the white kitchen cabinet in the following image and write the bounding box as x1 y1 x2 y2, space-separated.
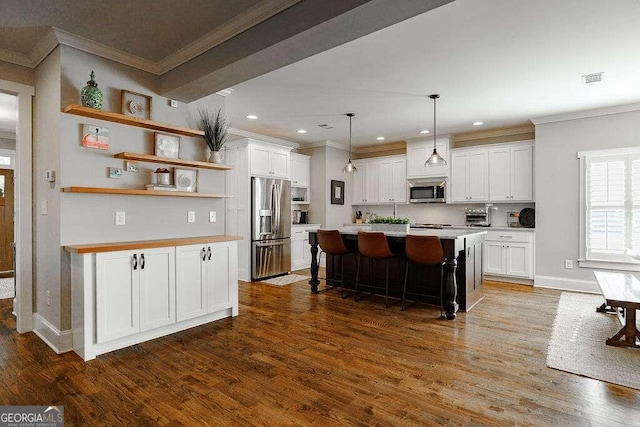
379 157 407 203
489 141 534 202
291 224 320 271
406 138 450 178
484 230 533 279
96 246 175 344
250 144 290 178
290 153 310 187
69 237 239 361
351 161 379 204
449 148 489 203
176 242 237 322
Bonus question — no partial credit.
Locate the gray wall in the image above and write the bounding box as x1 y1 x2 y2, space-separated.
0 138 15 150
35 46 227 331
534 108 640 291
0 61 35 86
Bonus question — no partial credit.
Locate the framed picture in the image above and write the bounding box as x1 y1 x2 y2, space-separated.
81 124 109 150
121 89 152 120
174 168 198 192
331 180 345 205
154 132 180 158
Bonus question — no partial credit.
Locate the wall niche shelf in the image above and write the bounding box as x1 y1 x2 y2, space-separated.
62 186 232 199
114 152 232 171
63 105 204 137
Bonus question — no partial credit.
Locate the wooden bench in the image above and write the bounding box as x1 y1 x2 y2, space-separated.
593 271 640 348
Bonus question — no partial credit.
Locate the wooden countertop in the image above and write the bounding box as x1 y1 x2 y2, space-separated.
63 235 243 254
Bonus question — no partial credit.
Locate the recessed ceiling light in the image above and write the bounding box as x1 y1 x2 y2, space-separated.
419 130 430 134
473 121 484 126
246 114 258 120
376 136 385 141
297 129 307 134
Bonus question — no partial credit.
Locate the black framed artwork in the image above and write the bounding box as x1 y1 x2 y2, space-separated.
331 180 345 205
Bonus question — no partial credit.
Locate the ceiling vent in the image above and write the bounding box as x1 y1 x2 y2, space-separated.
583 72 603 84
317 124 334 129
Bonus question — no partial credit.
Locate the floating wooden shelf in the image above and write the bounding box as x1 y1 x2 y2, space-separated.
63 105 205 137
62 186 232 198
113 152 232 170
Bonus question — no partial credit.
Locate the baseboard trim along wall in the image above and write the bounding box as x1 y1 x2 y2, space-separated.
33 313 73 354
534 275 600 294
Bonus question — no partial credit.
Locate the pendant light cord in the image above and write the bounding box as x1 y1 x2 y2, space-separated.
349 114 353 160
433 96 437 150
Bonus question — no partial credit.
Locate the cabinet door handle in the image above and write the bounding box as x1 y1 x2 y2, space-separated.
202 247 207 261
133 253 138 270
207 247 212 261
140 253 145 270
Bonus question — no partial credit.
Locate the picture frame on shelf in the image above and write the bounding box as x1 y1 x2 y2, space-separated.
154 132 180 159
331 180 344 205
81 124 110 150
121 89 152 120
174 168 198 192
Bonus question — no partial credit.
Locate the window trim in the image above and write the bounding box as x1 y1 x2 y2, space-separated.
578 147 640 271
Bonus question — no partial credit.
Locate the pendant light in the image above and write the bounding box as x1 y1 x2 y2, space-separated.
343 113 358 173
425 94 447 167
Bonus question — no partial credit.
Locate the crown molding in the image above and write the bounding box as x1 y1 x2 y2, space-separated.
228 127 298 149
3 0 300 75
353 141 406 154
156 0 301 74
531 103 640 125
0 131 16 140
451 123 533 142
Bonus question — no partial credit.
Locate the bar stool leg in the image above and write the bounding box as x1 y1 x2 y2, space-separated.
402 259 410 311
354 254 361 301
384 258 390 308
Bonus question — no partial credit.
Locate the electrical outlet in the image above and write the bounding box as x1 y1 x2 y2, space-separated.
40 200 48 215
188 211 196 223
209 211 217 223
169 99 178 108
565 259 573 269
115 211 126 226
46 290 50 306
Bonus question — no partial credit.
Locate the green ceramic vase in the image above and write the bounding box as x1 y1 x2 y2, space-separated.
80 70 103 110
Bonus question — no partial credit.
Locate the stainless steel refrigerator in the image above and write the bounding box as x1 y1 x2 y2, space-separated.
251 177 291 280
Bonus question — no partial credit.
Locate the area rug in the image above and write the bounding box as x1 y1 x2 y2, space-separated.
0 277 14 300
547 292 640 390
260 274 310 286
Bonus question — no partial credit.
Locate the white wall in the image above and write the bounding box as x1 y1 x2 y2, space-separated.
305 146 326 226
324 146 352 228
0 138 15 150
534 107 640 292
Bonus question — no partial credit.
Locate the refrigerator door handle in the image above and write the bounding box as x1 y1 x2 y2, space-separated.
255 240 288 247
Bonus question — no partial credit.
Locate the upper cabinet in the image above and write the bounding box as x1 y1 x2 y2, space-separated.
488 141 534 202
449 148 489 203
290 153 310 187
406 138 450 179
352 155 405 205
249 144 290 179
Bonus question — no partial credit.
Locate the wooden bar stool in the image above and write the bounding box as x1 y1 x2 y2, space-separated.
317 229 353 297
355 231 397 307
402 235 445 313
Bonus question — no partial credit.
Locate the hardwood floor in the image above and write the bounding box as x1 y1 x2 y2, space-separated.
1 274 639 425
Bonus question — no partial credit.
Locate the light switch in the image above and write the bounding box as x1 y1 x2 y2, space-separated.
209 211 216 223
188 211 196 223
115 211 126 226
40 200 48 215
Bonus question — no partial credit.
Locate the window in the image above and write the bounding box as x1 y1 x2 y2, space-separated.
579 147 640 268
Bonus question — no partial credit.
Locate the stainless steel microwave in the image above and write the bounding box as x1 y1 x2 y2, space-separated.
408 179 446 203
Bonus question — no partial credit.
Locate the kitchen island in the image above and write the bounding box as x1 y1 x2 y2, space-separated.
308 228 486 319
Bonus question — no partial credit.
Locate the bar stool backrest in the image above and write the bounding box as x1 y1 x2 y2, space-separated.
406 235 444 265
317 229 349 255
357 231 393 259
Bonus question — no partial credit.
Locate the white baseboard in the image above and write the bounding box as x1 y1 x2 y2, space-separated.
33 313 73 354
534 275 600 294
485 274 533 285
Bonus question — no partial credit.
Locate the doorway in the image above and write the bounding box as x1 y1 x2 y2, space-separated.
0 166 15 299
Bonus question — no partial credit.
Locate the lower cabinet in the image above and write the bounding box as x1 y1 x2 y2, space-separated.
71 239 239 361
96 247 175 343
484 230 534 279
291 225 318 271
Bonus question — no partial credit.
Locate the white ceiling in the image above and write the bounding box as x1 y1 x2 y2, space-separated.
225 0 640 146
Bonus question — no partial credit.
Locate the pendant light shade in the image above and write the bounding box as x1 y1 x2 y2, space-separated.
425 94 447 167
343 113 358 173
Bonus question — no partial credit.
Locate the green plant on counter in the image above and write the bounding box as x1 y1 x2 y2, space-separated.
370 216 410 224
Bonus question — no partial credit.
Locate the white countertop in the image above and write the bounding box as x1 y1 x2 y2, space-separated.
344 224 535 232
335 227 487 239
292 223 321 228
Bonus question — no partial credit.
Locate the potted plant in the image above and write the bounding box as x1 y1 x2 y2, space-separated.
370 216 411 232
199 108 229 164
